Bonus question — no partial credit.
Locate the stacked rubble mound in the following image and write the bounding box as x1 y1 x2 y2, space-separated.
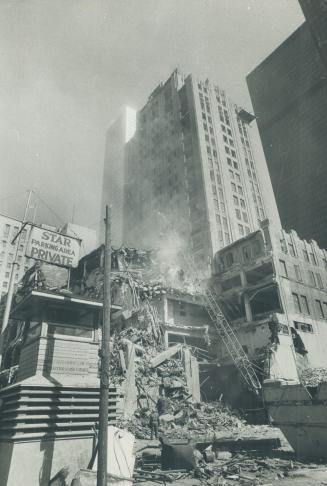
300 367 327 387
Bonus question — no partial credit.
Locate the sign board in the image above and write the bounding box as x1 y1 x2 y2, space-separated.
26 226 81 268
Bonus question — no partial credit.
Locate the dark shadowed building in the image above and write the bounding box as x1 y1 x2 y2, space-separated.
247 3 327 249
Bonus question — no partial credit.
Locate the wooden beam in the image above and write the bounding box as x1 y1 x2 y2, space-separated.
150 344 182 368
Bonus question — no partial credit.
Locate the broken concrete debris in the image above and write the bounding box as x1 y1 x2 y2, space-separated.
300 367 327 387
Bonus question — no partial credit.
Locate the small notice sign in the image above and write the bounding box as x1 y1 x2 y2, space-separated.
26 226 81 268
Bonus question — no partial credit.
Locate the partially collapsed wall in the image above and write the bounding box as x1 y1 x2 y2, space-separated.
211 219 327 387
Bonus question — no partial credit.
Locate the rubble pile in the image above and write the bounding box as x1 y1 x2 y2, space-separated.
109 327 165 386
191 452 306 485
119 394 248 440
300 367 327 387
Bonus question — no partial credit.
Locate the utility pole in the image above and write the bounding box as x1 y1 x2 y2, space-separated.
1 190 33 337
97 205 112 486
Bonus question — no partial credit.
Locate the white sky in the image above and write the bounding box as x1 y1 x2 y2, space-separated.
0 0 304 230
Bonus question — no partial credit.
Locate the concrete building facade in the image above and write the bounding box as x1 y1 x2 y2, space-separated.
100 107 136 246
0 214 33 301
124 69 280 267
211 219 327 385
61 222 96 258
247 7 327 249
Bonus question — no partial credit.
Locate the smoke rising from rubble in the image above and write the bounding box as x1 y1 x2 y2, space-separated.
155 230 186 287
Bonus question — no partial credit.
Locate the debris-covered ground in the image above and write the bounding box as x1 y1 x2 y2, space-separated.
133 432 327 486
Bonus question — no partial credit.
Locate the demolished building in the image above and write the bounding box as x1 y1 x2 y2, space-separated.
210 218 327 407
0 245 220 483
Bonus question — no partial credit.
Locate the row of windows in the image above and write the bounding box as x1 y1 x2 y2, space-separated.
223 240 262 267
231 182 244 196
235 208 249 223
280 259 324 288
233 195 246 209
281 239 327 270
227 157 238 170
229 169 241 183
224 145 236 158
292 292 327 322
294 321 314 333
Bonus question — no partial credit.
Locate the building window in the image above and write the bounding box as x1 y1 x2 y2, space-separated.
227 157 232 166
240 199 245 209
21 229 27 241
3 224 10 238
237 186 243 196
238 224 244 236
300 295 310 315
243 246 251 262
280 239 287 254
316 300 325 319
310 252 317 265
5 272 9 279
303 249 309 262
294 264 302 282
179 302 187 316
242 212 248 223
316 273 323 289
294 321 314 333
226 252 234 266
280 260 288 277
288 242 296 257
233 196 238 205
252 240 261 257
235 209 241 220
231 182 236 192
308 270 316 287
292 293 301 313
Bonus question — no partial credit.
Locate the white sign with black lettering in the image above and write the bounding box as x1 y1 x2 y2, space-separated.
26 226 81 268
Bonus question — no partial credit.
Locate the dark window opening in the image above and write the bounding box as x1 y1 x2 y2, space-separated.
221 274 242 291
245 262 274 285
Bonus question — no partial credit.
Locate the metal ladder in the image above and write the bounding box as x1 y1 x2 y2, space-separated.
182 255 261 393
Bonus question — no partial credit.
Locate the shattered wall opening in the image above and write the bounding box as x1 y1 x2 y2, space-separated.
250 285 282 317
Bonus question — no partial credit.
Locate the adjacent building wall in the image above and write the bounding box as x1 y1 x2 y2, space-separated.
247 16 327 249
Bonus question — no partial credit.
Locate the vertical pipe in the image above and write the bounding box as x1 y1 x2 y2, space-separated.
97 205 111 486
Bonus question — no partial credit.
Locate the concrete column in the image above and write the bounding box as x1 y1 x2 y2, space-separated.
244 294 253 322
240 270 247 287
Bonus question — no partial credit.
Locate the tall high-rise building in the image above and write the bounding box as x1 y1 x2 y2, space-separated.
100 107 136 246
124 69 280 266
247 2 327 249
